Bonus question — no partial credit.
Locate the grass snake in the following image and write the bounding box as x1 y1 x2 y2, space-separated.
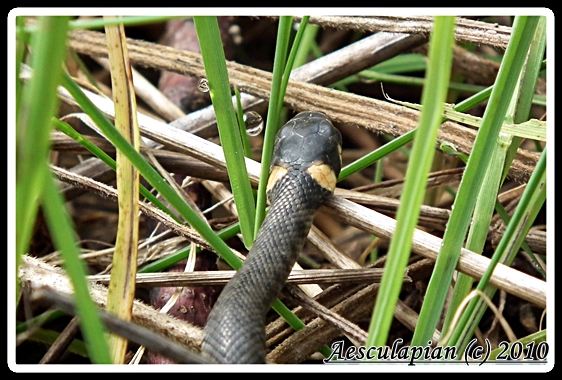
202 111 342 363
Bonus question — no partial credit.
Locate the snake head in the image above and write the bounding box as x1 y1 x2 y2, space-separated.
267 111 342 195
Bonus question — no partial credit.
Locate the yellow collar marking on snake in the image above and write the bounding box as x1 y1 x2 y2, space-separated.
306 162 338 192
266 165 288 193
266 162 338 194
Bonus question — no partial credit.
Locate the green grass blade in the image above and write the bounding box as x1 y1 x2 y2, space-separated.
365 16 457 348
14 15 26 119
16 16 70 270
270 299 332 358
193 16 256 249
502 16 547 181
338 129 416 182
16 309 65 334
293 22 319 69
70 16 182 30
138 222 241 274
281 16 310 90
53 118 180 223
447 149 546 353
441 133 511 335
19 16 183 34
371 53 427 74
17 324 89 358
61 59 315 350
253 16 294 239
488 329 547 360
194 16 329 351
43 174 112 363
411 16 542 348
60 71 242 271
441 16 547 341
339 76 500 184
16 15 112 364
277 17 312 135
234 87 253 159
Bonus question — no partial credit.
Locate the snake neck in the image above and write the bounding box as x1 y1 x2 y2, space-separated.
201 170 332 363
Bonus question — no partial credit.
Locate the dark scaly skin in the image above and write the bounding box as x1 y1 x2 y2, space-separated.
201 111 342 363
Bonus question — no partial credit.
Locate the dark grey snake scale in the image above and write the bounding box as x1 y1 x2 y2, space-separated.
201 111 342 363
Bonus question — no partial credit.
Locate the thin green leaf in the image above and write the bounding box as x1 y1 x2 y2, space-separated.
488 330 547 360
61 58 316 353
371 53 427 74
385 96 546 141
338 129 415 182
411 15 542 348
53 118 180 223
293 22 319 69
138 222 241 274
441 132 511 335
366 16 457 348
502 16 547 181
16 15 112 364
447 149 546 353
17 325 89 358
193 16 256 249
60 71 242 272
43 175 112 363
19 16 183 34
234 87 253 159
441 17 547 344
253 16 294 239
16 16 70 270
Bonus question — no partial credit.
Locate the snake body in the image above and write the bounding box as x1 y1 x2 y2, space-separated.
201 111 342 363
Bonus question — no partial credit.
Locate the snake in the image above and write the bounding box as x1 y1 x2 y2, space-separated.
201 111 342 363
